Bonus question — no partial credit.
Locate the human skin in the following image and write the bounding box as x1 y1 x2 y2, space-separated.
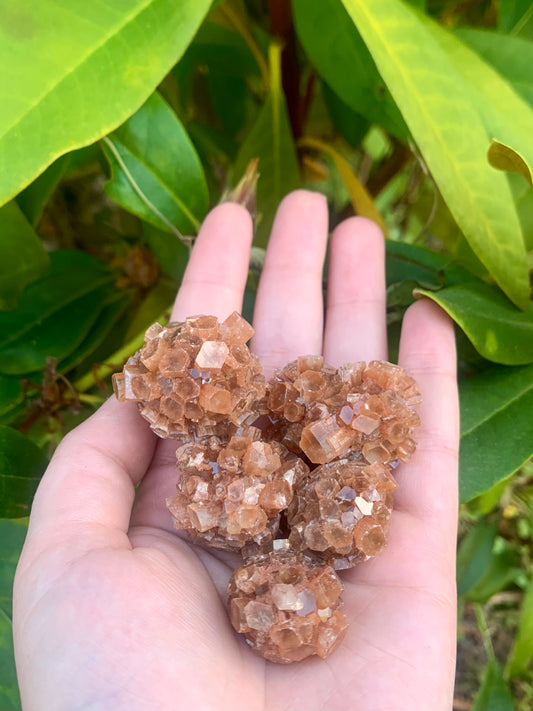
13 190 459 711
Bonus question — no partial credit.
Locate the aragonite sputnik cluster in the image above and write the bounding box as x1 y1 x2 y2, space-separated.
113 312 421 664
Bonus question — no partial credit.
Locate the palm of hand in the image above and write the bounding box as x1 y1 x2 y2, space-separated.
14 193 458 711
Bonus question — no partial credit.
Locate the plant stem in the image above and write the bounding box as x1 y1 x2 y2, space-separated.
269 0 302 138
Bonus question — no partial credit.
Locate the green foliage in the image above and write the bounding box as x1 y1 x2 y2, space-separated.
1 0 533 706
0 0 212 206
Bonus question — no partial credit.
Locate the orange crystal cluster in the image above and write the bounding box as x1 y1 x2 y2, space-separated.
228 548 347 663
112 313 421 664
287 457 397 568
166 427 309 551
266 356 421 466
112 313 265 440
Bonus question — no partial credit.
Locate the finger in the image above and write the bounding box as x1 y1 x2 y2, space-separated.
27 397 157 547
395 298 459 528
323 217 387 366
131 202 253 530
251 190 329 377
171 201 253 320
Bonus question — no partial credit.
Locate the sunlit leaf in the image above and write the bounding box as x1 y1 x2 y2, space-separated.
0 0 212 207
340 0 529 309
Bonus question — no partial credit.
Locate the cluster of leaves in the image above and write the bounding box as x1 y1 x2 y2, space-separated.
1 0 533 708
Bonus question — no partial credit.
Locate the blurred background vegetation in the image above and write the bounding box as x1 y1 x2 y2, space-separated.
1 0 533 708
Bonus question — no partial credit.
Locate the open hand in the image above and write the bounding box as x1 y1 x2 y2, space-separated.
14 191 459 711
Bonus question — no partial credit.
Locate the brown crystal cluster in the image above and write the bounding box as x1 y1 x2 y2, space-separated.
112 313 421 664
166 427 309 551
112 313 265 440
228 547 347 663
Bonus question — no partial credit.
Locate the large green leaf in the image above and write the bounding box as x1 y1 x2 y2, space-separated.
458 365 533 502
0 0 211 207
0 250 113 354
103 92 208 235
0 427 47 518
0 202 49 311
340 0 530 309
293 0 407 139
234 45 300 247
457 29 533 108
415 282 533 365
427 21 533 192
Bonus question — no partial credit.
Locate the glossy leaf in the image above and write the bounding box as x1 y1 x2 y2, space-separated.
0 250 113 353
103 92 208 236
415 282 533 365
340 0 529 309
458 364 533 502
488 140 533 187
457 521 498 598
0 202 49 311
506 581 533 677
293 0 407 139
457 29 533 107
299 136 387 235
471 660 515 711
0 426 47 518
234 45 300 247
0 0 212 207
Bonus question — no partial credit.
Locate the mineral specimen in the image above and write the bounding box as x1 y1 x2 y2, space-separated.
112 313 265 439
166 426 309 551
265 356 421 466
112 313 422 664
228 548 347 663
287 456 397 568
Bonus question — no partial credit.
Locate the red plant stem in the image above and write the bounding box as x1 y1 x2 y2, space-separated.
269 0 302 138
